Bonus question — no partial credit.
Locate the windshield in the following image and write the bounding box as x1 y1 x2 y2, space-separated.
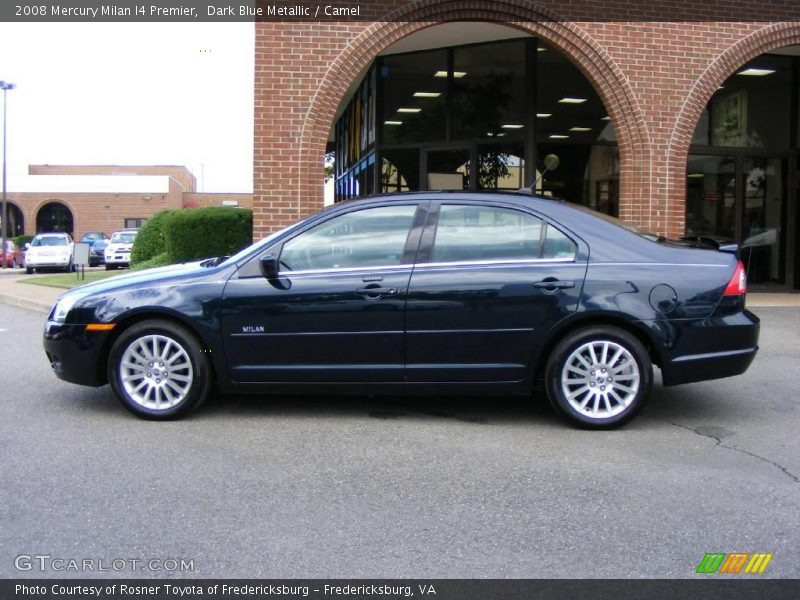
111 232 137 243
32 236 69 247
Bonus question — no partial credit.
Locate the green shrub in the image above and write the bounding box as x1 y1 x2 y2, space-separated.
130 210 176 265
130 252 171 271
165 207 252 263
14 234 34 248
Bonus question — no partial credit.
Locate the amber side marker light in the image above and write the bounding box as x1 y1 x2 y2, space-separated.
85 323 116 332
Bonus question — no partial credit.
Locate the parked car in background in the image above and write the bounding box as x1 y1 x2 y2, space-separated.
80 232 108 245
1 240 25 268
104 229 138 270
88 239 108 267
79 232 109 267
25 233 74 273
43 192 759 428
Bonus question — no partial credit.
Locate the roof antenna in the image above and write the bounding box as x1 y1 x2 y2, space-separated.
520 153 560 195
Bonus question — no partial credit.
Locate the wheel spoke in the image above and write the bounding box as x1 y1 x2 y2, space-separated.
609 389 626 407
567 384 590 399
602 394 611 412
600 342 609 364
613 382 637 395
588 344 599 364
612 359 633 374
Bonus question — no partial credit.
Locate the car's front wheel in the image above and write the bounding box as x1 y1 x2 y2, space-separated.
108 319 213 419
545 326 652 429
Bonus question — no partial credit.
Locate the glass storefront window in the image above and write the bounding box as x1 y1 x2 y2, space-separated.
380 50 448 144
425 149 470 190
692 55 792 149
477 143 525 190
537 42 614 144
451 40 527 140
381 148 420 193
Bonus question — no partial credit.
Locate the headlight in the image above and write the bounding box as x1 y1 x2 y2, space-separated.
52 292 90 323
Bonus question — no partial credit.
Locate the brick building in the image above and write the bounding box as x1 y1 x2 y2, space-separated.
253 0 800 290
2 165 252 241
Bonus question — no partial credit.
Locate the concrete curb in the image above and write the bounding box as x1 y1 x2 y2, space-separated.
0 292 52 315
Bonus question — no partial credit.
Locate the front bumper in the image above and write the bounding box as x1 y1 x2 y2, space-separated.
27 256 71 268
659 309 760 386
105 253 131 265
43 320 111 387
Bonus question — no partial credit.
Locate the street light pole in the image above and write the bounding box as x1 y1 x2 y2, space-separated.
0 81 15 270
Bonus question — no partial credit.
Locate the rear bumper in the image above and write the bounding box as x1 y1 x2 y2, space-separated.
43 320 110 387
659 310 760 386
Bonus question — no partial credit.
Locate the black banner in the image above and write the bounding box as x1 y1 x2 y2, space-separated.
2 0 800 23
3 580 800 600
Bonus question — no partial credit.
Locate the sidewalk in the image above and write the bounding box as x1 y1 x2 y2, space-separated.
0 271 798 315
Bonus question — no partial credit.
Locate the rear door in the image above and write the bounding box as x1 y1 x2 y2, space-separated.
405 200 587 383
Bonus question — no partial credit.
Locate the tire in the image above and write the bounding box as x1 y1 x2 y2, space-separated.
108 319 213 420
544 326 652 429
25 266 33 274
105 264 114 271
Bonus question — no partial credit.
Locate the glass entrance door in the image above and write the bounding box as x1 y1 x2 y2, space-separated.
741 157 786 285
687 154 790 288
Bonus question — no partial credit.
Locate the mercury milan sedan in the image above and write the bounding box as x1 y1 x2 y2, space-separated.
43 192 759 428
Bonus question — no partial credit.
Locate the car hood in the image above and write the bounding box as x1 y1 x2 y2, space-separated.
67 261 214 297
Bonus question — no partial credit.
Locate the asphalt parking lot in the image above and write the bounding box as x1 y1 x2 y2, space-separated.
0 303 798 579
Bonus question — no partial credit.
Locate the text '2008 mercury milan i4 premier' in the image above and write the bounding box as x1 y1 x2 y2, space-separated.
43 192 759 429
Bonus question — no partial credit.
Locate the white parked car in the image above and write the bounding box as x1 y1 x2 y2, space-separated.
25 233 74 274
105 229 139 270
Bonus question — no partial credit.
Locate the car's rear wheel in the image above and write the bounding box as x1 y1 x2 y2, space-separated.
108 319 213 420
545 326 652 429
25 266 33 274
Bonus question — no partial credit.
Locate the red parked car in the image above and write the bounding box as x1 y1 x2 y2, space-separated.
1 240 25 268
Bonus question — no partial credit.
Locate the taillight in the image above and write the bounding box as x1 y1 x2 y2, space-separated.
723 261 747 296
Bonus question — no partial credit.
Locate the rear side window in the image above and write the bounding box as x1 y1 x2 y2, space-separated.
280 205 418 271
429 205 576 263
542 225 577 260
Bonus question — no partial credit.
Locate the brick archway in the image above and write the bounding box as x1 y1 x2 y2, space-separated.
666 22 800 232
254 0 651 236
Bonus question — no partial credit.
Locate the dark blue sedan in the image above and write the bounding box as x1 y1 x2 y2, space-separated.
43 192 758 428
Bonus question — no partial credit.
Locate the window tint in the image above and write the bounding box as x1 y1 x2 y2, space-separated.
431 205 544 263
280 205 417 271
542 224 577 259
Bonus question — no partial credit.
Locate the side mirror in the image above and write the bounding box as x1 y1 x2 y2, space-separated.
259 253 279 279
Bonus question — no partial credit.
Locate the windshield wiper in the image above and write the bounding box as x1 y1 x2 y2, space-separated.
200 256 229 268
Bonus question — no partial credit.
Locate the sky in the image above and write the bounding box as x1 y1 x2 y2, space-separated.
0 22 255 193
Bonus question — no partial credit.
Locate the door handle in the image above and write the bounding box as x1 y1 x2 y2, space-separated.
355 286 398 300
533 278 575 292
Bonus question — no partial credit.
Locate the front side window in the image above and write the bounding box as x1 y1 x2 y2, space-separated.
280 205 418 271
430 204 576 263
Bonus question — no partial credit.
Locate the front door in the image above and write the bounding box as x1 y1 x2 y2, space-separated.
405 201 587 383
221 203 424 383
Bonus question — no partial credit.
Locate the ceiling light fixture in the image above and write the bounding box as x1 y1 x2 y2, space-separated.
501 124 524 129
549 134 569 139
397 108 421 113
536 113 552 118
737 68 775 76
413 92 441 98
559 97 588 104
384 120 403 126
570 127 592 132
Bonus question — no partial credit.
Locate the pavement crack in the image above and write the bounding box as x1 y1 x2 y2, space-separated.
655 418 800 484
